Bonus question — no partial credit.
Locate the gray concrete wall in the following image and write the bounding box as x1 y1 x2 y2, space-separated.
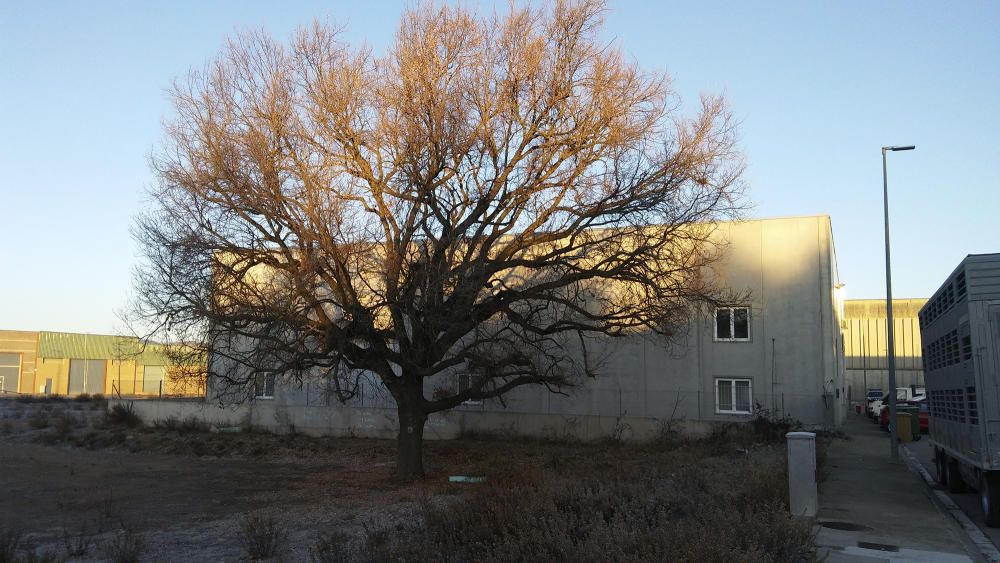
113 397 716 442
206 215 846 435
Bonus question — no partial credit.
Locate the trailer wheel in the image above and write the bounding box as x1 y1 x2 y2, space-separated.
981 473 1000 528
935 450 947 487
946 457 967 493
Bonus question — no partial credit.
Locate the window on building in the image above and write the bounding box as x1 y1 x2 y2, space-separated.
716 378 752 414
715 306 750 341
255 373 276 399
0 353 20 393
457 372 485 405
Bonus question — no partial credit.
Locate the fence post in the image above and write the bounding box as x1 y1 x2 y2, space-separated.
786 431 817 517
159 380 163 398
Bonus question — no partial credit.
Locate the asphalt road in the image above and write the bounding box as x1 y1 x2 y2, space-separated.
867 415 1000 549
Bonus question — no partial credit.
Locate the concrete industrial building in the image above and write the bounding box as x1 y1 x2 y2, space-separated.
0 330 203 397
126 215 848 439
842 298 927 404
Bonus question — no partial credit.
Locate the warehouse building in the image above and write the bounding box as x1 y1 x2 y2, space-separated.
841 298 927 403
0 330 203 397
126 215 849 438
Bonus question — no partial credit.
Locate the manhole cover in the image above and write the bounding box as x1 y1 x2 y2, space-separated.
818 521 871 531
857 541 899 552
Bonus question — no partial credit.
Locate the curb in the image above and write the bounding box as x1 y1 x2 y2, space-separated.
901 444 1000 563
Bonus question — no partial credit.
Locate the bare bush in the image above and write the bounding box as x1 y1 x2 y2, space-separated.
104 404 141 428
154 416 209 434
310 530 352 563
51 413 77 440
104 528 145 563
27 412 49 430
1 528 23 563
388 461 810 562
17 550 63 563
62 525 94 558
240 511 287 560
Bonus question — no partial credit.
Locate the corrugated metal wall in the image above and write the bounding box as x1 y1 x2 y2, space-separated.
842 298 927 402
37 332 172 364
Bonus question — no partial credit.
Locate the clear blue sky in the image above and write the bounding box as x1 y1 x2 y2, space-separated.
1 1 997 334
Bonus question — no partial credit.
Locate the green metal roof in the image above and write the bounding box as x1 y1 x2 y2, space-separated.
36 331 200 365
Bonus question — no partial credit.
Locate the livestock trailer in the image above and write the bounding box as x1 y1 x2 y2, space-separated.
922 254 1000 525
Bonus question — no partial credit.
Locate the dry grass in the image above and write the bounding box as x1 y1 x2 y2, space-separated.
153 416 211 433
310 530 353 563
27 411 50 430
1 528 23 563
0 528 63 563
4 399 822 561
104 528 144 563
103 404 141 428
240 511 287 560
375 445 812 562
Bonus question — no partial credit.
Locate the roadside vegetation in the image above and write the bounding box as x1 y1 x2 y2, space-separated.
0 397 818 561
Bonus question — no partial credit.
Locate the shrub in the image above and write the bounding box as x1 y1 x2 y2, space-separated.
1 528 23 563
154 416 208 433
104 528 144 563
51 414 76 439
750 404 802 443
240 511 287 560
27 411 50 430
310 530 352 563
63 525 93 557
153 417 180 431
379 448 812 562
104 404 141 428
17 549 63 563
75 394 92 402
178 416 210 433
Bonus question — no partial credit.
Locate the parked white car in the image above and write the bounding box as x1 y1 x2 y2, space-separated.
870 387 924 421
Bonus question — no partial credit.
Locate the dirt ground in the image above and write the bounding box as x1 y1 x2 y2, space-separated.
0 398 438 561
0 398 809 562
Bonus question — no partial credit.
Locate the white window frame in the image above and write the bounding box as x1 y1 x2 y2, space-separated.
255 373 276 399
715 377 753 415
714 306 751 342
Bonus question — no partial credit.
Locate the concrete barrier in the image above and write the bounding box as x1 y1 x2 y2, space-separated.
110 398 716 442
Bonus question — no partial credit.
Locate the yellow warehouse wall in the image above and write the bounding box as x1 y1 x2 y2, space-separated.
35 357 69 395
0 330 39 393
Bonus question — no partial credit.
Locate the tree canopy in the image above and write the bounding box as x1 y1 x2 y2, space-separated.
132 0 745 477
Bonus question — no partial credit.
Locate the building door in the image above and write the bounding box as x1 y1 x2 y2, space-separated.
68 359 107 395
0 353 19 394
143 365 165 395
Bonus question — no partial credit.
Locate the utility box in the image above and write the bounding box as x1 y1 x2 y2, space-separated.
786 432 817 517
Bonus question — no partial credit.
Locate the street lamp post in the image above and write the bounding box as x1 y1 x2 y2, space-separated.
882 144 915 460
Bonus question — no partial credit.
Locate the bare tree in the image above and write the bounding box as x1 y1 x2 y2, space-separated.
131 0 745 478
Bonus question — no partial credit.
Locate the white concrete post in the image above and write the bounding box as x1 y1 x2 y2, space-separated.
786 431 817 517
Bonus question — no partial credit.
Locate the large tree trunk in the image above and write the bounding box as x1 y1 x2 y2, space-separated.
395 396 428 479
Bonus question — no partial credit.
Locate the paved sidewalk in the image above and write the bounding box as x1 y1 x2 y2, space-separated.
816 414 979 562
